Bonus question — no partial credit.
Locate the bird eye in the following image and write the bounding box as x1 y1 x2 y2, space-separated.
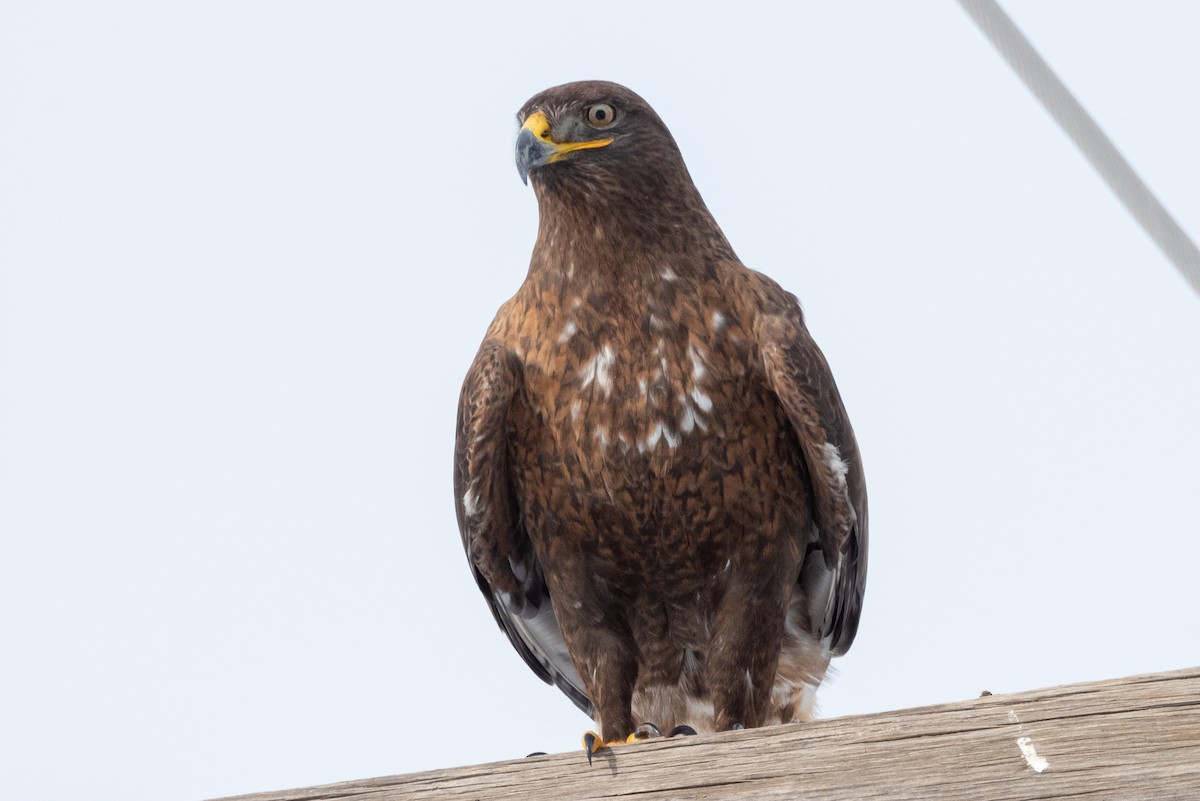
585 103 617 129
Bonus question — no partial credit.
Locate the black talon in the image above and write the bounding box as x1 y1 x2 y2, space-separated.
667 725 697 737
583 732 598 765
634 722 662 739
525 751 547 758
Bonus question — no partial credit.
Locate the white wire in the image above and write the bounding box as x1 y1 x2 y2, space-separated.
957 0 1200 297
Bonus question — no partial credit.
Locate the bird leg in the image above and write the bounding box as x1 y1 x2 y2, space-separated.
706 581 788 731
561 616 639 763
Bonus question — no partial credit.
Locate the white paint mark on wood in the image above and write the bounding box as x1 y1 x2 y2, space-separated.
1016 736 1049 773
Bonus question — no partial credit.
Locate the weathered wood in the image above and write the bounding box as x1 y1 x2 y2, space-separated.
216 666 1200 801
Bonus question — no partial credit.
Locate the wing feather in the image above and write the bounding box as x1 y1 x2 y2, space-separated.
453 340 592 715
751 274 868 655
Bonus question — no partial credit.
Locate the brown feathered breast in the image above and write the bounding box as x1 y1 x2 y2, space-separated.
455 81 866 741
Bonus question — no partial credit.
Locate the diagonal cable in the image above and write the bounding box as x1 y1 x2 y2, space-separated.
957 0 1200 297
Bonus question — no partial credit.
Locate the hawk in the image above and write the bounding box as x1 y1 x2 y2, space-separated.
454 81 867 755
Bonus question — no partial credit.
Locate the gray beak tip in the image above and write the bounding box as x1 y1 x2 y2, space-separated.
515 126 553 186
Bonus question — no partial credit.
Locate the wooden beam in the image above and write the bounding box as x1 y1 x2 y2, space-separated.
216 666 1200 801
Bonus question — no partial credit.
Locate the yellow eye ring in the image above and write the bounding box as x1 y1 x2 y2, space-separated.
585 103 617 128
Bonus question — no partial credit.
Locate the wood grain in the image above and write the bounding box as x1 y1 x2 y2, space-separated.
214 666 1200 801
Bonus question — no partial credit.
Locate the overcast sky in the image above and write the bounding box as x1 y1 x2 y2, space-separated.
2 3 1198 800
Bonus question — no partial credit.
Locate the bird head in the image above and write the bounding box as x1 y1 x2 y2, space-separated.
514 81 684 189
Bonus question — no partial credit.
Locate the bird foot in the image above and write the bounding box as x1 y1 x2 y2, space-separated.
582 731 633 765
582 720 704 763
582 723 668 764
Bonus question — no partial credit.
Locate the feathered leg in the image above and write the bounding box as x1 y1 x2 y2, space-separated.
706 576 790 731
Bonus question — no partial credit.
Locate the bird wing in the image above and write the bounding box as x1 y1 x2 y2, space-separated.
453 339 593 715
751 273 869 656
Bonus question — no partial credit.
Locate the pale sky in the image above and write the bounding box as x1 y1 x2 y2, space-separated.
2 3 1198 800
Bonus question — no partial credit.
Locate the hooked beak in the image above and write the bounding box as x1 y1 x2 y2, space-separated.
515 111 614 185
